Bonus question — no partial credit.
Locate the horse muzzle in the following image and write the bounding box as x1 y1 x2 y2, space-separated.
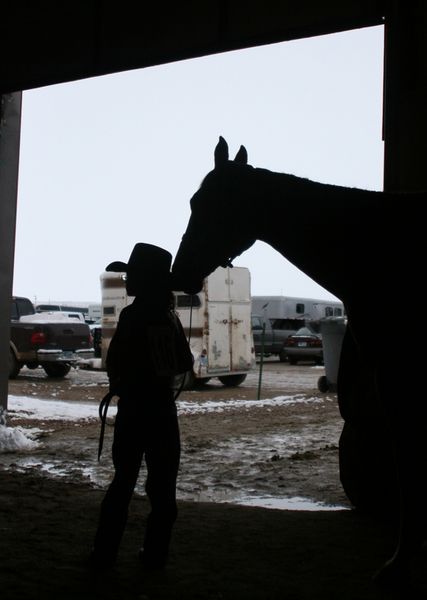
170 269 204 295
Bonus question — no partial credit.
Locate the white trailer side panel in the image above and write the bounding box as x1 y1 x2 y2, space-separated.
230 302 254 371
205 267 254 375
207 300 231 373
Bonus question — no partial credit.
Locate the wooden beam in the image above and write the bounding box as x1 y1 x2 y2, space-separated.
1 1 386 94
383 0 427 191
0 93 22 411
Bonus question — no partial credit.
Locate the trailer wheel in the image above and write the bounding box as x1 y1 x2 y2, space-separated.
9 349 21 379
174 370 196 391
218 374 247 387
43 363 71 378
279 349 288 362
317 375 329 393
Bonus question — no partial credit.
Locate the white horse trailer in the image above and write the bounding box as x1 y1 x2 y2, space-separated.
99 272 128 366
251 295 345 323
100 266 255 387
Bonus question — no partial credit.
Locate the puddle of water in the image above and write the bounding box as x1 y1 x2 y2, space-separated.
237 495 348 511
1 450 348 512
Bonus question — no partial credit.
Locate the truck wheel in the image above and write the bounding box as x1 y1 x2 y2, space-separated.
9 350 21 379
218 374 247 387
26 362 39 370
43 364 71 378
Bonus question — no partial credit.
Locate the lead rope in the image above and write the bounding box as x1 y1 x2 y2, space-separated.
188 294 193 343
97 390 114 461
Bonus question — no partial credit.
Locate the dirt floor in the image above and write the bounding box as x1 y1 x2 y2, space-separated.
1 361 427 599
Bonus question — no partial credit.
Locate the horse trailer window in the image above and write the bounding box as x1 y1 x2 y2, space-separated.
176 294 201 308
103 306 115 315
325 307 333 317
296 303 305 314
334 307 343 316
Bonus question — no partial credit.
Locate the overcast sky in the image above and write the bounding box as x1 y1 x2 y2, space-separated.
13 25 384 305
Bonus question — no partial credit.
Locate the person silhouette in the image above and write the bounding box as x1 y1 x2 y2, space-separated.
91 243 193 570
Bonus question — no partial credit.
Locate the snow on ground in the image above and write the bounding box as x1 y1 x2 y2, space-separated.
0 425 41 453
4 393 320 425
0 396 109 452
0 392 320 456
6 394 109 422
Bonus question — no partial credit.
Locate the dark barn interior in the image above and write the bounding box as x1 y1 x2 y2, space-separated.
1 1 427 598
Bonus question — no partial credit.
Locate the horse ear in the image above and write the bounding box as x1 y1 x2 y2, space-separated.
214 136 229 168
234 145 248 165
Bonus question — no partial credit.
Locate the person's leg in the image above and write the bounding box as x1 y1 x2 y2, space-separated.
141 414 180 566
93 401 144 564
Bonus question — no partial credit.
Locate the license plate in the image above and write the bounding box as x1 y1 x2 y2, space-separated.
297 342 307 347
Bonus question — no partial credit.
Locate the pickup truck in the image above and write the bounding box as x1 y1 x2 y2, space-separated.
251 315 305 362
10 296 94 378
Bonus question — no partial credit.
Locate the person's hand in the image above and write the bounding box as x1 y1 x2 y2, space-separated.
108 378 120 396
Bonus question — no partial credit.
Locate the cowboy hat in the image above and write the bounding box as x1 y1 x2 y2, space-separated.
106 243 172 283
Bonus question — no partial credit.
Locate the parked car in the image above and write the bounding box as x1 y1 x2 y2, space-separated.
284 326 323 365
251 314 304 361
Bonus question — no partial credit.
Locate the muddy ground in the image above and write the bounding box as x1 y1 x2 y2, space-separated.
1 361 426 599
5 360 347 507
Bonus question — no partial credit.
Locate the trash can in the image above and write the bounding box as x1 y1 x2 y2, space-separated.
317 317 346 393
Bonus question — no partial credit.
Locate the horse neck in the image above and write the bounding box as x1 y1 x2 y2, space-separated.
247 168 381 301
252 169 346 239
